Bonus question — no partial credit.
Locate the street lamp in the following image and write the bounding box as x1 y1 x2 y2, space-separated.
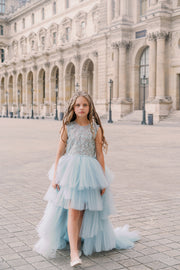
55 87 58 120
75 82 79 92
31 87 34 119
5 91 8 117
141 75 148 125
108 79 113 123
17 89 20 118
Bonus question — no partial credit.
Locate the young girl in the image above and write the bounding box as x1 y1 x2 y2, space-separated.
34 91 139 267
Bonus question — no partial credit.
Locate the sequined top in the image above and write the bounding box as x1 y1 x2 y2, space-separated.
66 121 99 158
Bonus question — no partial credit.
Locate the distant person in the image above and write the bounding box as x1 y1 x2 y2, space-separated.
34 91 140 267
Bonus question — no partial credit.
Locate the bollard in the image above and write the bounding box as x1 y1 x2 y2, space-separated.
148 114 153 125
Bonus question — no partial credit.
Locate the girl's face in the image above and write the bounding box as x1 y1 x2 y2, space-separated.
74 96 90 118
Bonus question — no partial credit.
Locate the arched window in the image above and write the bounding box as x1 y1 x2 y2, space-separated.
53 32 56 45
139 47 149 109
42 8 45 20
14 22 17 32
112 0 115 19
81 21 85 37
53 1 56 14
0 0 5 14
32 13 34 25
55 69 59 88
66 0 70 9
41 36 45 50
66 27 70 41
43 72 45 100
140 0 147 16
0 25 3 35
31 40 35 50
1 49 4 63
22 18 25 29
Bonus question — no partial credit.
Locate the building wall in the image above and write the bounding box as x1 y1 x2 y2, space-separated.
0 0 180 122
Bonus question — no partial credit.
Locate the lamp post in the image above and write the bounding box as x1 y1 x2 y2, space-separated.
75 82 79 92
55 87 58 120
17 89 20 118
141 75 147 125
108 79 113 123
31 87 34 119
5 91 8 117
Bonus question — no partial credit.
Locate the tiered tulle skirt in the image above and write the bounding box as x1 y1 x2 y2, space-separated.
34 154 140 258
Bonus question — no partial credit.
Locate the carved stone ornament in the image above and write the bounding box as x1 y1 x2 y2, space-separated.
147 32 157 41
74 54 81 62
92 51 98 57
59 58 64 65
111 42 118 49
45 62 50 68
117 40 132 50
156 31 169 40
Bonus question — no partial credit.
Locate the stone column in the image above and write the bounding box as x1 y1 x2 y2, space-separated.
44 62 50 103
22 68 27 105
74 54 81 88
120 0 128 18
107 0 112 24
115 0 120 18
32 65 38 115
58 59 64 103
118 41 127 100
148 33 156 100
112 42 119 99
12 70 17 104
92 51 98 100
156 31 166 98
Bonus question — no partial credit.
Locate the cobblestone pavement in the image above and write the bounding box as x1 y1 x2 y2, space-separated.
0 118 180 270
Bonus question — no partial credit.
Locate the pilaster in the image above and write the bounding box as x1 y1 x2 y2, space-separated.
92 51 98 101
112 42 119 99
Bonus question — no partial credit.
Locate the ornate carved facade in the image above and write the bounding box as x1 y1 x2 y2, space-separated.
0 0 180 122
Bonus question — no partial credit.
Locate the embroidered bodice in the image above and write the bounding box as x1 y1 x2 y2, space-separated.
66 121 99 157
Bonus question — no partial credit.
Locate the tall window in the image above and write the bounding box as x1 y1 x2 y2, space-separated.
81 21 85 37
53 1 56 14
14 22 17 32
22 18 25 29
42 8 45 20
0 25 3 35
1 49 4 63
32 13 34 25
66 0 69 8
178 0 180 6
112 0 115 19
41 36 45 50
53 32 56 45
56 69 59 88
66 27 70 41
139 47 149 109
140 0 147 16
0 0 5 14
31 40 35 50
43 72 45 100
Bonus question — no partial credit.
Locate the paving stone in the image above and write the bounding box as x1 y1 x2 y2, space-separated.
1 119 180 270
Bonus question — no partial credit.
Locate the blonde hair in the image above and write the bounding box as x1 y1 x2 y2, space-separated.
60 91 108 152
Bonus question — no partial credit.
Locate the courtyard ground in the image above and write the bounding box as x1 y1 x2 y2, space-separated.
0 118 180 270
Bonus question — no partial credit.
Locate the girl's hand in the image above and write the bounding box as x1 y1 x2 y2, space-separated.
52 180 60 191
100 188 106 196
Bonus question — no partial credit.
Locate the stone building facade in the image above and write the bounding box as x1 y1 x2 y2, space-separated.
0 0 180 122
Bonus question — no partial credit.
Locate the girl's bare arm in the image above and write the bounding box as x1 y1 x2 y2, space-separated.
52 126 67 190
95 127 106 195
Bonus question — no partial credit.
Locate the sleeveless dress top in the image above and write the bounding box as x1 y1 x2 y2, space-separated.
34 120 140 259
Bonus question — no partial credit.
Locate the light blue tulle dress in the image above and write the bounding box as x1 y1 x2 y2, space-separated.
34 121 140 258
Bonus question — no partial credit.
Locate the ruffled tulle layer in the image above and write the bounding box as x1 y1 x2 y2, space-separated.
34 154 140 258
